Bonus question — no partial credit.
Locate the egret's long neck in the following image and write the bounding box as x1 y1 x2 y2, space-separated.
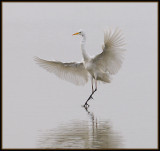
81 35 89 61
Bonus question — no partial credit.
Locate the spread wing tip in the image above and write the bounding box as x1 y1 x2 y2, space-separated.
104 28 125 49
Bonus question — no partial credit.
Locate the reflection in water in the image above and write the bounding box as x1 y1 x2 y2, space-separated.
37 107 122 149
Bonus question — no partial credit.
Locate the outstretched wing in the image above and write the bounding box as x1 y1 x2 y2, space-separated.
93 28 126 74
34 57 88 85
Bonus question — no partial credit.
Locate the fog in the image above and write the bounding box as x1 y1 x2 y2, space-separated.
3 2 157 149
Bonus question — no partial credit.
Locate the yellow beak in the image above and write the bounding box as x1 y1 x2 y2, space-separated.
72 32 79 36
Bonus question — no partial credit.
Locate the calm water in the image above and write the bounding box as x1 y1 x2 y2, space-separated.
3 93 157 149
37 107 122 149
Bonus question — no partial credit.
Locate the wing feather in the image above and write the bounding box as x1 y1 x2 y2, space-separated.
93 28 126 74
34 57 88 85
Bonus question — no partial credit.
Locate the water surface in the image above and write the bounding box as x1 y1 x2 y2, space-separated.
37 107 122 149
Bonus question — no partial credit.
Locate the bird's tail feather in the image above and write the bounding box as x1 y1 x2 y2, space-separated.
97 72 112 83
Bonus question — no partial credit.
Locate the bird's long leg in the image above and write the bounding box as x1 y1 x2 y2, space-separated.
83 79 97 107
91 78 94 93
95 79 97 91
90 78 94 100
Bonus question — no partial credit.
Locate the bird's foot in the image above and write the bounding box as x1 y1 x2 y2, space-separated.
83 103 89 108
82 93 94 107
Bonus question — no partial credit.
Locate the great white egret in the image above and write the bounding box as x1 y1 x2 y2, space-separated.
34 28 126 107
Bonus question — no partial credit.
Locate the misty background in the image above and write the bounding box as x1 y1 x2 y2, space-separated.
3 2 157 148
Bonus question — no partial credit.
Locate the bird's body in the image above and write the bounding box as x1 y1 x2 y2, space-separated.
84 59 96 79
84 59 111 83
35 28 126 107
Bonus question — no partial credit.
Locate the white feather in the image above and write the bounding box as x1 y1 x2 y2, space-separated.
34 57 88 85
35 28 126 87
93 28 126 74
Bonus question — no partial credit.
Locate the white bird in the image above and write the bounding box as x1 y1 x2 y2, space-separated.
34 28 126 107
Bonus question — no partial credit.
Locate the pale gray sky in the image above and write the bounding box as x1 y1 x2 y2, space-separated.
3 2 157 149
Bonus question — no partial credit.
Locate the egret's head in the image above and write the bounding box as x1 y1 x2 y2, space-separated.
72 29 85 36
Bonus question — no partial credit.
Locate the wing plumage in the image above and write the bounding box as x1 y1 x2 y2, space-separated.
34 57 88 85
93 28 126 75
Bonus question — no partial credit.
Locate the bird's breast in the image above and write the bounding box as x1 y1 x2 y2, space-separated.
84 61 96 77
85 61 92 70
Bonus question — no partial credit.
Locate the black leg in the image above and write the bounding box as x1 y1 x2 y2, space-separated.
83 88 97 107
